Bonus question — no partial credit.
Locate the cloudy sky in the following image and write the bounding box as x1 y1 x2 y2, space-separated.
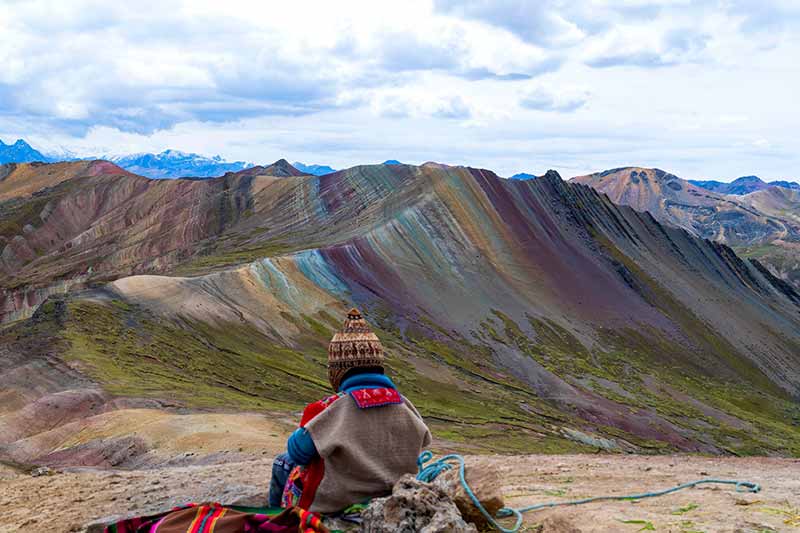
0 0 798 180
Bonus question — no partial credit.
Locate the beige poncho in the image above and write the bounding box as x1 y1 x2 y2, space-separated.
304 394 432 513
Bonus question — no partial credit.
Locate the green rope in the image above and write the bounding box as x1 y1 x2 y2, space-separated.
416 451 761 533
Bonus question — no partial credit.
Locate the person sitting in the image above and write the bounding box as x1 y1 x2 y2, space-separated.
269 308 432 514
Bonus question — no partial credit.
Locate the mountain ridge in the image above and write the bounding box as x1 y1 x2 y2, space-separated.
109 149 253 179
293 162 336 176
690 175 800 195
571 166 800 289
0 139 49 164
0 138 256 179
1 160 799 469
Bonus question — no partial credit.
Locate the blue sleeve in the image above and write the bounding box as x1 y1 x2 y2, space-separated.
286 427 318 466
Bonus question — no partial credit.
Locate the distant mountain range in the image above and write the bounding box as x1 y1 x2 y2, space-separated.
0 139 256 179
297 159 402 168
0 139 48 164
108 150 253 179
770 180 800 191
292 162 336 176
690 175 800 195
4 138 800 191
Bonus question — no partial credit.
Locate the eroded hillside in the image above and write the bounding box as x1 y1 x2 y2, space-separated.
572 167 800 288
1 162 799 467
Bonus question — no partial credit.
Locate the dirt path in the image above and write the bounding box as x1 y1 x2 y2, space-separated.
0 454 798 532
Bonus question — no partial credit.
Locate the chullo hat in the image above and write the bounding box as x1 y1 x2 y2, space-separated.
328 308 384 391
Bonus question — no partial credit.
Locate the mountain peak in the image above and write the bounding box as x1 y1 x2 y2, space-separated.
110 149 252 179
159 149 189 158
0 138 49 164
225 159 307 178
265 159 305 177
769 180 800 191
542 169 562 181
731 175 765 185
691 175 769 195
509 172 538 180
293 162 336 176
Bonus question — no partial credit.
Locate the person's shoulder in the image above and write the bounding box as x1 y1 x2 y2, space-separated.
300 393 344 426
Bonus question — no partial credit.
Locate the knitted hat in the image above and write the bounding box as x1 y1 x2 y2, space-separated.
328 308 384 391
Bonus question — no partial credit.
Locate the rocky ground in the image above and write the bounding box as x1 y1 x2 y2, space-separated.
1 454 798 532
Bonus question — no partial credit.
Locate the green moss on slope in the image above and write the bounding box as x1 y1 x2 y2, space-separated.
63 300 329 411
0 196 51 240
171 240 300 275
53 298 588 454
595 235 783 396
42 292 800 457
469 303 799 456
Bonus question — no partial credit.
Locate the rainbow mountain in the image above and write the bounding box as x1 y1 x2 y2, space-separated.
1 160 799 469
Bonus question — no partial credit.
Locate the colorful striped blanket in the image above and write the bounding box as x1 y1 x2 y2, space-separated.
103 503 330 533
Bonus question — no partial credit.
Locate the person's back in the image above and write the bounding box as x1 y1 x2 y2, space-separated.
268 308 432 513
304 372 431 512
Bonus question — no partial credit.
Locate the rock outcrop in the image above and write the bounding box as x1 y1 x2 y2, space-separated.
431 462 504 529
361 474 477 533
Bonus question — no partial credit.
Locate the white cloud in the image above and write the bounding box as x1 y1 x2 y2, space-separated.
0 0 562 134
434 0 586 48
584 25 710 68
752 139 771 149
0 0 798 181
371 91 472 120
519 85 589 113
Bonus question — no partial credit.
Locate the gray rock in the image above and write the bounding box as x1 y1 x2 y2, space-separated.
562 428 618 451
31 466 54 477
432 462 504 530
361 474 477 533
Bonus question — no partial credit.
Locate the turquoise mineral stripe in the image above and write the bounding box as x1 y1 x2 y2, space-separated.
294 249 350 297
250 258 298 304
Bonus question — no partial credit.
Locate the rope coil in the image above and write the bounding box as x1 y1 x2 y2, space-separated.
417 451 761 533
